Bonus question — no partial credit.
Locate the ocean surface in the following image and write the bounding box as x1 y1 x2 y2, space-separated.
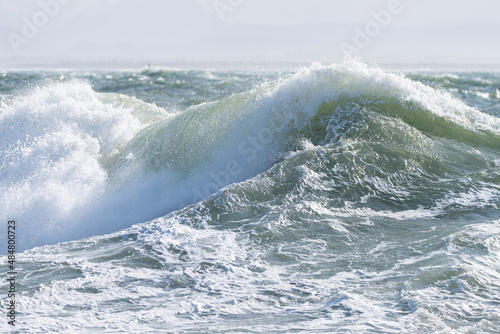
1 60 499 333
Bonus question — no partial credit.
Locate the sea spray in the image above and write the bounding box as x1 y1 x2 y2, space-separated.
1 61 499 251
0 62 499 333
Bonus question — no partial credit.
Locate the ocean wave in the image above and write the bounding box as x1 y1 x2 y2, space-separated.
1 60 499 251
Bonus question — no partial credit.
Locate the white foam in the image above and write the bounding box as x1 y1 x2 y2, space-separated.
2 60 498 250
0 81 149 249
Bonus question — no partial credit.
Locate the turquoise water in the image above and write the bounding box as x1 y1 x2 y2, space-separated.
1 61 499 332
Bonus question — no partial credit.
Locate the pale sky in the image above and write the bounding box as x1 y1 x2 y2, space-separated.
0 0 499 66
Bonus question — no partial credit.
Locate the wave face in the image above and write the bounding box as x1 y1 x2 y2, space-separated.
1 62 500 332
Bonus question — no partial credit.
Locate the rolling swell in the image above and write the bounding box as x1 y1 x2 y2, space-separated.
1 62 500 333
0 61 499 251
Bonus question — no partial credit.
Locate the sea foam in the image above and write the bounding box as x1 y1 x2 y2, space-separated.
1 61 499 251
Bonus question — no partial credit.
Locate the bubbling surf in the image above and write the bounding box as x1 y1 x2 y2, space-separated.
1 61 500 333
1 61 499 252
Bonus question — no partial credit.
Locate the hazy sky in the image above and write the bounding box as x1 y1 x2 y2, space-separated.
0 0 499 66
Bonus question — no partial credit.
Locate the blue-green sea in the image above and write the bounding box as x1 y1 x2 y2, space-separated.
1 60 499 333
